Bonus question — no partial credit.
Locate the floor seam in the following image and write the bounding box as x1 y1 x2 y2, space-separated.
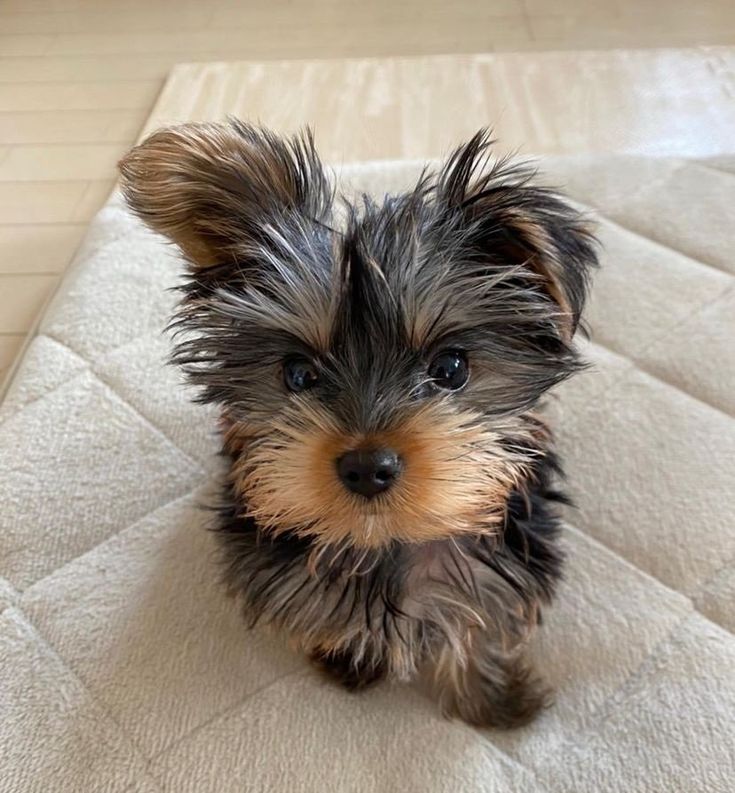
472 724 547 789
562 522 694 610
0 329 208 473
7 485 202 593
631 280 734 358
584 332 735 423
580 196 735 279
0 345 91 427
80 353 207 473
4 605 155 777
146 668 310 766
690 160 735 178
510 610 698 774
91 358 213 467
567 516 735 639
588 284 735 420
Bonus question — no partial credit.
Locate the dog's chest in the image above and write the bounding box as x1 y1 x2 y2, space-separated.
317 541 487 639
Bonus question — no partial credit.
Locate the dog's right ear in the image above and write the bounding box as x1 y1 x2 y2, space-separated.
436 131 597 343
118 120 331 270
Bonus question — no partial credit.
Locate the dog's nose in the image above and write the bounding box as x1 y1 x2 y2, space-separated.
336 448 403 499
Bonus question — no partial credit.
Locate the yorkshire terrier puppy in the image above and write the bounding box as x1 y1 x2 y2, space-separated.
119 120 596 727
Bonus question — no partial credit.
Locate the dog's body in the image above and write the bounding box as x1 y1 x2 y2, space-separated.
218 421 564 726
119 121 596 727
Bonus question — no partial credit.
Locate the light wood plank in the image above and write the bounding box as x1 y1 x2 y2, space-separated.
528 14 735 47
209 0 525 29
45 30 322 56
0 110 146 146
0 274 58 333
0 7 213 35
0 0 218 16
523 0 621 13
0 224 87 274
44 19 532 59
0 334 25 380
0 143 129 181
0 181 88 223
70 180 114 221
0 81 160 112
142 49 735 160
0 34 53 56
0 55 177 83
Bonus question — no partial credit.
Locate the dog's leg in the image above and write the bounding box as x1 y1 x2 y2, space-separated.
428 637 551 728
310 647 387 691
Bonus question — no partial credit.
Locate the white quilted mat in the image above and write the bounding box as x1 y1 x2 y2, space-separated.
1 156 734 793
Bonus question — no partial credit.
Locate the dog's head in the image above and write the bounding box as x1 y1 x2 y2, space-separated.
119 120 596 548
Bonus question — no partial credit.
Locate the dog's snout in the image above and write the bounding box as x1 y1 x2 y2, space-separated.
336 448 403 499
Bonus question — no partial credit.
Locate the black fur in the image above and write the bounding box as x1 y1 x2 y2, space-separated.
119 122 597 727
213 444 565 698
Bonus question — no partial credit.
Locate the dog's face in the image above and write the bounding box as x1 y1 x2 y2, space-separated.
120 121 596 548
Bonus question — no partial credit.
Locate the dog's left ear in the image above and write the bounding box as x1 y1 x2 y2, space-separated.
439 132 598 341
118 120 331 271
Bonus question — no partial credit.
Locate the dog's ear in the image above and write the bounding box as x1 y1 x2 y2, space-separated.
118 120 331 270
438 131 597 341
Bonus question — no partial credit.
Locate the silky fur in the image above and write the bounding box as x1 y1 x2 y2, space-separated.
119 120 597 727
229 401 545 548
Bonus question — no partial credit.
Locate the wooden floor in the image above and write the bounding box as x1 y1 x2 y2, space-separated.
1 0 735 382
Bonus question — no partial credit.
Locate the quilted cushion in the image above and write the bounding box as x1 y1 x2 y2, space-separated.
1 156 733 793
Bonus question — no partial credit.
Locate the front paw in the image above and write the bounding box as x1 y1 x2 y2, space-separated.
310 648 386 691
433 650 553 728
451 671 552 728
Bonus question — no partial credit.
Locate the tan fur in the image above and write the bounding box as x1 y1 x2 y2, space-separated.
427 636 551 727
228 400 542 549
506 209 576 341
119 124 248 267
118 121 328 271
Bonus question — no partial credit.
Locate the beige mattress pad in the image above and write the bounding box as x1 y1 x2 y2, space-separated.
0 154 733 792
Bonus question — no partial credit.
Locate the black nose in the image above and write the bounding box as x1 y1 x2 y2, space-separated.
336 448 403 499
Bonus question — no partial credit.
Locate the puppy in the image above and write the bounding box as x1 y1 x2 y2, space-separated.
119 121 597 727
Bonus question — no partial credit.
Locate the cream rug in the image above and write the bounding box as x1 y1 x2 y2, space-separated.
1 57 734 792
1 152 733 793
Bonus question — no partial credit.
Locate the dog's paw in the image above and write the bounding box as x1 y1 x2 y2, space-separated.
434 650 553 729
310 649 386 691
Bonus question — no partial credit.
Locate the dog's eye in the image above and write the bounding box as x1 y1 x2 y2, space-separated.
283 357 319 393
428 350 469 390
